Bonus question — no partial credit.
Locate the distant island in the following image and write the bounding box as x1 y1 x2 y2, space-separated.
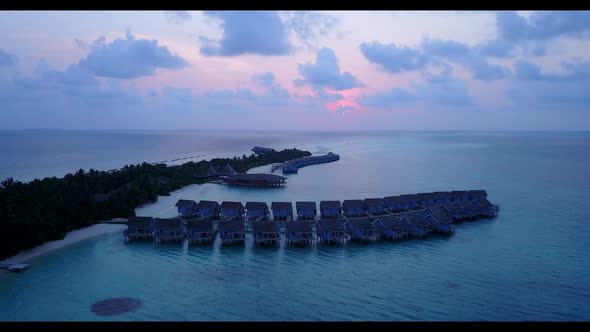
0 148 311 260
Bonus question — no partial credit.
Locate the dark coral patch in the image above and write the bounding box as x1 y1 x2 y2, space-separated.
91 297 141 316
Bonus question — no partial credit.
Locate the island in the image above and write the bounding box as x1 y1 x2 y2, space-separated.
0 148 311 260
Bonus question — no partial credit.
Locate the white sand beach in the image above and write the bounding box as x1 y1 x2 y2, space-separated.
0 222 127 267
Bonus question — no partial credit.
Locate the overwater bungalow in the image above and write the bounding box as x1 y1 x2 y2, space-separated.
271 202 293 221
399 194 420 209
221 201 244 220
450 191 469 203
344 218 377 243
383 195 405 212
316 219 348 243
467 190 488 201
153 218 184 243
225 173 286 187
402 214 428 237
433 191 452 205
372 215 411 240
284 220 314 246
416 193 436 207
252 221 280 247
342 199 367 217
175 199 198 217
245 201 269 221
218 221 245 246
476 197 498 217
124 216 155 242
320 200 342 218
185 218 215 244
197 200 221 219
296 201 316 220
441 202 467 221
364 198 387 215
421 214 452 235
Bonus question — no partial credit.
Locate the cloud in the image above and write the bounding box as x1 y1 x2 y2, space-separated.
200 11 292 56
252 72 276 87
360 38 510 81
514 59 590 82
281 11 340 49
164 11 191 24
295 47 362 90
359 41 430 73
78 31 188 79
0 49 17 67
481 11 590 59
359 68 474 108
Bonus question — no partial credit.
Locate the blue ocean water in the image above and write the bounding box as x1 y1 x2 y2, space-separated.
0 130 589 321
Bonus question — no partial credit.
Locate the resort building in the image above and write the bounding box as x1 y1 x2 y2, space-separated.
383 195 405 212
218 221 245 246
271 202 293 220
185 218 215 244
252 221 280 247
296 201 317 220
344 217 377 243
245 201 270 221
316 219 348 243
197 200 221 219
221 201 244 220
364 198 387 215
285 220 314 246
124 216 155 242
342 199 367 217
175 199 198 217
225 173 286 187
153 218 184 243
320 200 342 218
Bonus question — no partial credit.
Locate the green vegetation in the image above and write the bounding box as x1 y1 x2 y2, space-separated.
0 148 310 260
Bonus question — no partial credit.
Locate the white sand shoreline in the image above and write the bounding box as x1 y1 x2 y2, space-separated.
0 221 127 268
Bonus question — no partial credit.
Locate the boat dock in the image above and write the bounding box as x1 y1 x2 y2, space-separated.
124 190 497 247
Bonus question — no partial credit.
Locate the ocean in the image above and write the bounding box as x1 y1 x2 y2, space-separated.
0 130 589 321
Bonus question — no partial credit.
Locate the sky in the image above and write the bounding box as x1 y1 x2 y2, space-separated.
0 10 589 130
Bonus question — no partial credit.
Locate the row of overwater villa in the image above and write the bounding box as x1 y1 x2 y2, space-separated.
124 190 498 247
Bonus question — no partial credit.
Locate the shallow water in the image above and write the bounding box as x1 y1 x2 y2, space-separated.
0 130 589 320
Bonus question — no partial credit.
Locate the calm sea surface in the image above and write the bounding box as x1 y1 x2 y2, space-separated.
0 130 589 321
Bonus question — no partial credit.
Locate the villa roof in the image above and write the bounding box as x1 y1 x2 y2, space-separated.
284 220 313 233
127 216 154 227
185 219 213 231
317 219 346 231
320 201 342 209
217 221 245 233
296 201 316 210
252 220 279 233
154 218 182 229
245 201 268 211
343 199 365 209
364 198 386 207
175 199 197 208
221 201 244 210
198 200 220 209
271 202 293 210
345 217 375 230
